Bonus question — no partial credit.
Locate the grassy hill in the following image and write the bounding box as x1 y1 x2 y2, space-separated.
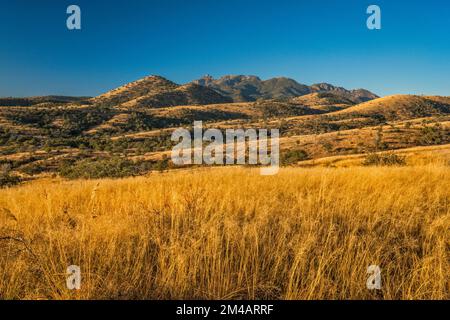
93 76 232 108
335 95 450 120
120 83 232 108
92 75 179 106
291 92 356 112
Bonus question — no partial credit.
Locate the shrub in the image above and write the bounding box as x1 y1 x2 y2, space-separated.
281 149 309 165
363 152 406 166
58 157 172 179
0 164 20 187
59 158 141 179
419 124 446 145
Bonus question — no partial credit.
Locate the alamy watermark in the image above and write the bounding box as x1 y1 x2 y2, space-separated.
367 5 381 30
63 263 380 291
67 5 81 30
66 265 81 290
366 265 382 290
171 121 280 175
65 4 381 31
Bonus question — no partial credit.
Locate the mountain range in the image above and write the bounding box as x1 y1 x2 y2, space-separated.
0 75 379 109
192 75 379 103
89 75 379 108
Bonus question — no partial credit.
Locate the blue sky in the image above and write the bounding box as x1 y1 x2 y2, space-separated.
0 0 449 97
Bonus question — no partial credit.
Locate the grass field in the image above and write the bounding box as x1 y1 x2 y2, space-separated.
0 166 449 300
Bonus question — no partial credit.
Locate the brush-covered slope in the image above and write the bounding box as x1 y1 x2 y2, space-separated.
335 95 450 120
121 83 232 108
93 76 231 108
291 92 356 112
92 76 179 106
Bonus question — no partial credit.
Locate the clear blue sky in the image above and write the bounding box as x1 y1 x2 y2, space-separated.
1 0 449 97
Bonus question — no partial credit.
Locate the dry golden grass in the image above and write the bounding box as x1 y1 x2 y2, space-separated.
298 144 450 168
0 166 449 300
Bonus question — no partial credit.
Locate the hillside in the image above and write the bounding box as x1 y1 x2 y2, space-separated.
120 83 232 108
92 76 232 108
91 75 179 106
335 95 450 120
291 92 356 112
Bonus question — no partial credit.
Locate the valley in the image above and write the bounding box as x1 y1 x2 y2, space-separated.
0 75 448 183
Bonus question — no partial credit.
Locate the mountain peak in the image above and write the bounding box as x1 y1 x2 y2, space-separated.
194 74 215 86
216 75 262 85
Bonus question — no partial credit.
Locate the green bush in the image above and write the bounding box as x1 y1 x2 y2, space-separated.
59 158 141 179
0 164 20 187
58 157 173 179
363 153 406 166
281 149 309 165
419 124 446 145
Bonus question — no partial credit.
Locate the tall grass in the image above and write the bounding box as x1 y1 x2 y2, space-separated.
0 166 448 300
